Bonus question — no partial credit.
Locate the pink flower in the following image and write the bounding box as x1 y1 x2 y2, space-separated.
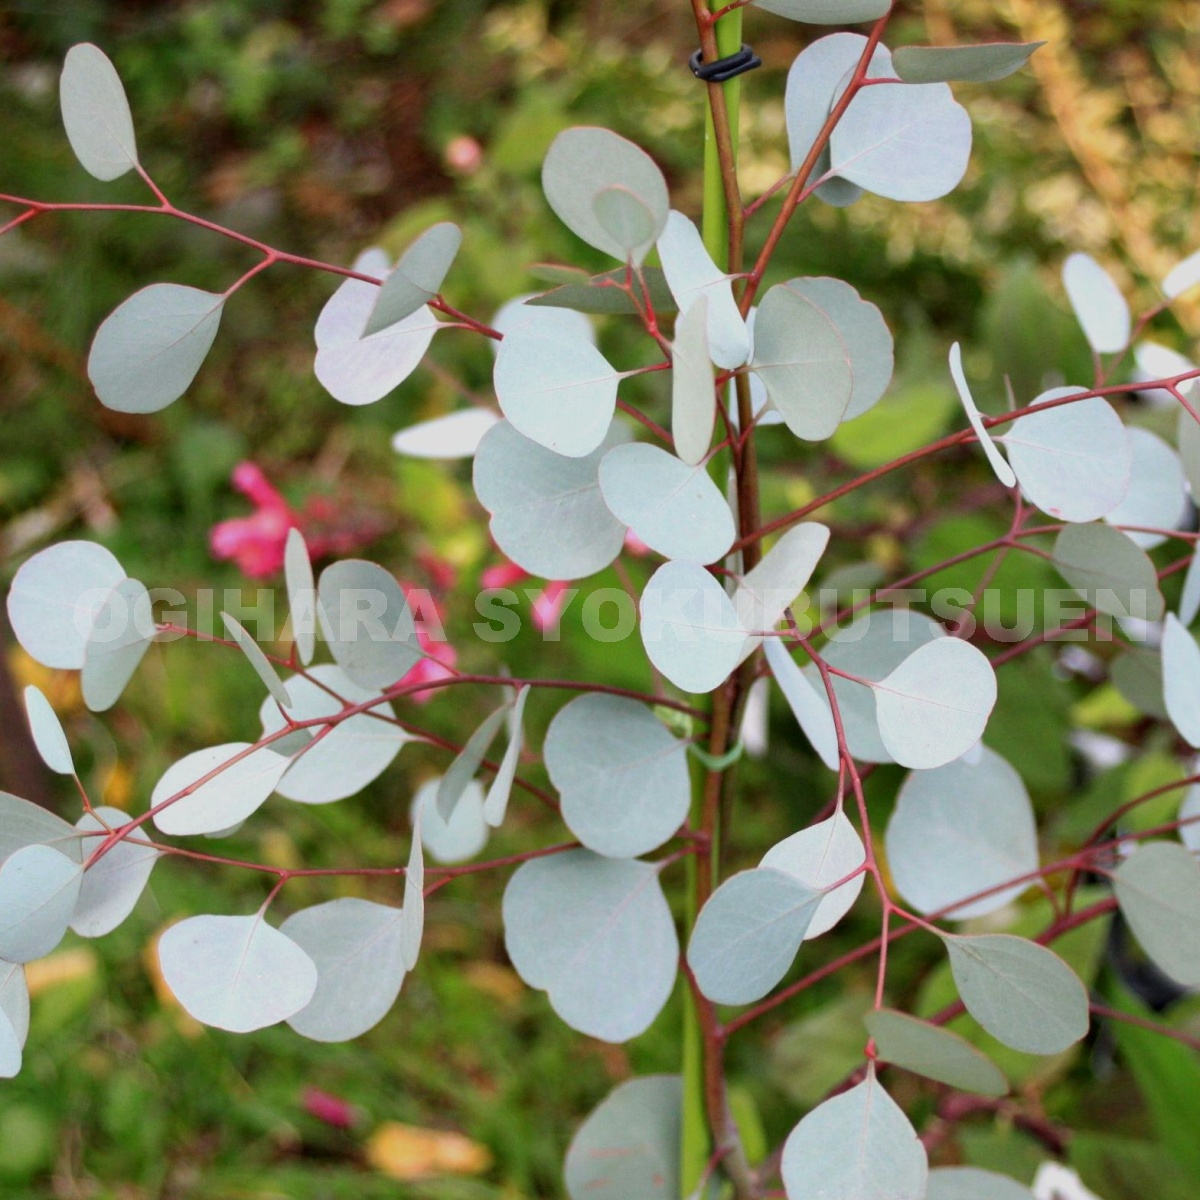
210 462 387 579
209 463 295 578
480 559 570 631
531 579 571 631
624 529 651 557
401 584 457 703
210 463 459 702
480 561 526 590
302 1086 357 1130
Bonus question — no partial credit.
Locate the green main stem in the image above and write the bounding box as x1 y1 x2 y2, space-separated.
682 3 756 1197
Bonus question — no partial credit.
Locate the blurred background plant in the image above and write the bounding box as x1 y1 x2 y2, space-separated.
2 1 1200 1197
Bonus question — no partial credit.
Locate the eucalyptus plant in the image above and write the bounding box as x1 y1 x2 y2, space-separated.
5 4 1200 1199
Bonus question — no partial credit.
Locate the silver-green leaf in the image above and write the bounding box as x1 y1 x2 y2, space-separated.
88 284 224 413
503 850 678 1042
317 559 423 691
483 685 529 828
781 1067 928 1200
564 1076 681 1200
865 1008 1008 1097
70 807 159 938
886 747 1037 919
474 421 628 581
892 42 1043 84
687 867 822 1005
23 686 74 776
158 914 318 1033
282 897 406 1042
942 932 1089 1055
751 283 853 441
545 694 690 859
599 443 735 565
0 845 83 963
542 128 669 265
1112 841 1200 987
364 223 462 335
59 43 139 181
1051 523 1164 622
493 328 620 458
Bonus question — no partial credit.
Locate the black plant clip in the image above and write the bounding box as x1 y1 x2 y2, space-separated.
689 44 762 84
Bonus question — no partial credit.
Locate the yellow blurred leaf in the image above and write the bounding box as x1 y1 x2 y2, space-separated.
462 961 524 1005
366 1121 493 1181
25 947 97 997
258 829 303 873
100 762 135 810
8 647 82 713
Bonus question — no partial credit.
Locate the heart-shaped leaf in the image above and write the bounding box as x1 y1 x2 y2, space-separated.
260 665 412 803
751 283 853 440
89 284 224 413
886 747 1037 918
599 443 735 564
314 248 439 406
545 694 690 859
687 867 822 1005
6 541 125 670
503 851 677 1042
640 561 747 694
81 577 155 712
0 845 83 963
493 328 620 458
1052 523 1164 622
830 76 972 202
317 559 423 691
474 421 628 581
71 807 159 938
282 898 406 1042
542 128 669 265
760 812 866 939
1103 428 1187 549
158 914 318 1033
999 391 1132 522
781 1068 927 1200
872 638 997 769
802 610 946 764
